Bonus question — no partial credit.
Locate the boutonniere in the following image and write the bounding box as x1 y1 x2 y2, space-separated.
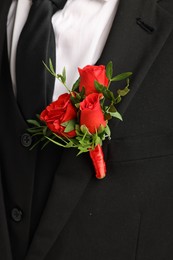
28 60 132 179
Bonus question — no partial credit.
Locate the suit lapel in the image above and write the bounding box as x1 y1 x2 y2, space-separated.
97 0 173 127
25 0 173 259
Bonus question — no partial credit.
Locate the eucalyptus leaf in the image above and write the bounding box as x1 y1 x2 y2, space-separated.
95 135 101 146
70 96 80 106
95 82 116 102
42 61 53 76
57 74 65 84
65 142 74 148
77 148 89 156
27 119 41 127
62 67 66 83
105 125 111 137
104 89 116 103
94 81 104 92
76 92 82 101
76 136 83 141
106 61 113 80
42 139 51 149
45 136 68 148
70 138 80 145
108 104 117 113
49 58 55 74
72 78 80 91
27 128 42 134
43 126 48 135
114 95 122 104
117 86 130 96
110 111 123 121
111 72 132 82
80 87 85 99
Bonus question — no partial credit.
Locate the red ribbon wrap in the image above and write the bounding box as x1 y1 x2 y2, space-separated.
89 144 106 179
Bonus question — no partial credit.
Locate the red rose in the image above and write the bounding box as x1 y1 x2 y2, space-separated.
40 93 77 138
78 65 109 96
80 93 107 134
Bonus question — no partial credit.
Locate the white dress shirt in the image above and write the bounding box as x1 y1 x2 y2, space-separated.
7 0 120 100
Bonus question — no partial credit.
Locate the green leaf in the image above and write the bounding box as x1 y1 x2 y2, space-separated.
111 72 132 82
43 61 52 75
61 119 76 133
94 135 101 146
43 126 48 135
49 59 55 73
72 78 80 91
27 119 41 127
106 61 113 80
79 139 90 146
65 142 75 148
117 86 130 96
57 74 65 84
77 147 89 156
61 121 68 127
95 81 116 103
108 104 117 113
41 139 51 149
62 67 66 83
45 136 69 148
110 111 123 121
80 87 85 99
105 125 111 137
27 128 42 134
69 138 79 145
94 81 104 92
75 92 81 99
76 136 83 141
70 96 80 106
114 95 122 104
43 59 56 77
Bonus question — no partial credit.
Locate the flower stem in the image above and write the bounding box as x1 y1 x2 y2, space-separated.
89 144 106 179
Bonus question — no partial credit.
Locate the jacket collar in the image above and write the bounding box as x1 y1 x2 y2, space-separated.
97 0 173 127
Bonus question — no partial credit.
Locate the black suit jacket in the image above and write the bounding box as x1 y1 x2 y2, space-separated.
1 0 173 259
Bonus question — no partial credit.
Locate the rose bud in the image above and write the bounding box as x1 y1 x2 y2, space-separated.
80 93 107 134
78 65 109 96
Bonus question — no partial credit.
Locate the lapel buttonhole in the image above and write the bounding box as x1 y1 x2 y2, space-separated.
136 17 155 34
